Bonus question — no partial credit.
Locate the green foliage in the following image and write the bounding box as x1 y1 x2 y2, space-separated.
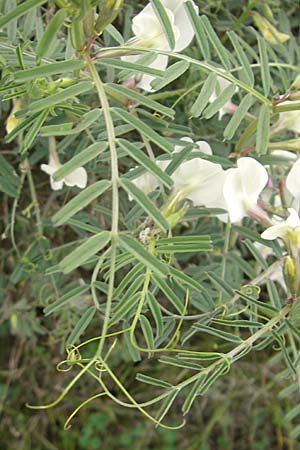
1 0 300 448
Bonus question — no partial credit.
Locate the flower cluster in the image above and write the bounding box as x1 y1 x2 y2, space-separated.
131 137 269 224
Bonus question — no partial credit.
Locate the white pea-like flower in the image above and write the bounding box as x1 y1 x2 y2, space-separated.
261 208 300 242
286 158 300 202
131 137 227 210
41 155 87 191
223 157 268 223
170 138 227 209
123 0 198 92
131 0 198 52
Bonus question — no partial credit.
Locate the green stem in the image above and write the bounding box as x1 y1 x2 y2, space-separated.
273 102 300 112
172 305 292 394
25 158 43 238
219 221 231 303
10 171 26 257
74 303 292 414
85 54 119 358
95 46 273 106
130 265 152 348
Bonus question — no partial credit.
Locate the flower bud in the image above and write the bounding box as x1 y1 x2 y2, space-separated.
6 98 23 134
70 18 85 51
165 205 188 228
283 256 298 296
251 11 290 45
289 91 300 101
95 0 123 34
10 313 18 334
291 75 300 92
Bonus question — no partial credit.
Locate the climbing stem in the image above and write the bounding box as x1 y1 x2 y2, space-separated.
85 53 119 357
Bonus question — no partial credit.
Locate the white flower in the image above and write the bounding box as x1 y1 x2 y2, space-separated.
209 75 238 120
41 155 87 191
278 101 300 134
286 158 300 202
123 53 169 92
271 150 297 161
223 157 268 223
131 137 227 210
131 169 160 196
123 0 198 92
261 208 300 241
171 138 227 208
131 0 197 52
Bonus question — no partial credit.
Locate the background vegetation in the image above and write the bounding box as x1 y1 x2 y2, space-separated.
1 0 300 449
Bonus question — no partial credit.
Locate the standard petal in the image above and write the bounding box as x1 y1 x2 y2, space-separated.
286 158 300 200
261 223 290 240
223 168 246 223
286 208 300 228
64 167 88 189
41 164 55 176
172 157 226 209
195 140 212 155
161 0 199 51
237 157 268 205
132 5 179 50
271 150 297 161
188 169 227 209
132 171 159 196
138 54 169 92
50 177 64 191
175 138 212 155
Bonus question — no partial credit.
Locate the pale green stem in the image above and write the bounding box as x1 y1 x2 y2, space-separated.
219 221 231 303
74 303 292 413
85 54 119 358
130 266 152 348
95 46 273 106
48 136 60 165
10 171 26 257
172 304 292 392
25 158 43 238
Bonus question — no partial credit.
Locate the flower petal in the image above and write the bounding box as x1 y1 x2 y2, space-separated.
139 54 169 92
286 158 300 200
286 208 300 228
50 177 64 191
237 157 268 205
223 168 247 223
161 0 198 51
64 167 88 189
195 140 212 155
261 223 290 240
172 157 227 208
271 150 297 161
279 102 300 134
132 171 159 197
132 4 179 50
41 164 55 176
188 169 227 208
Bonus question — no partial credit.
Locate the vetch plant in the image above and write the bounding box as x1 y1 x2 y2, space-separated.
1 0 300 442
